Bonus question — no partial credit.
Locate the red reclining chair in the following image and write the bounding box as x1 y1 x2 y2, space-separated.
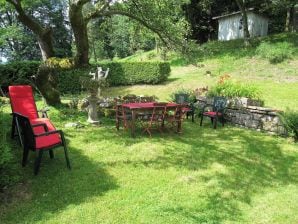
8 85 71 174
9 85 50 146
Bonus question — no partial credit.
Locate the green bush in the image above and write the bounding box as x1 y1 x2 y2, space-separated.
0 61 171 94
279 109 298 141
207 80 261 100
256 42 294 64
99 61 171 85
169 88 196 103
0 61 40 87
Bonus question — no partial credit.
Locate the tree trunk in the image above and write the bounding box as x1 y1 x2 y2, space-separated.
35 65 61 106
235 0 250 46
6 0 60 105
37 28 55 60
285 7 291 32
69 3 89 67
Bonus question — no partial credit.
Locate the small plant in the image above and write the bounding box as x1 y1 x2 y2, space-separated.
256 42 294 64
279 109 298 141
169 88 196 103
207 75 261 100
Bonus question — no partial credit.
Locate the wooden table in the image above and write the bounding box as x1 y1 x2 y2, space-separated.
120 102 182 137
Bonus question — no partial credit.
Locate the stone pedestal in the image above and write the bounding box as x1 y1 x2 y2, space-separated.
86 95 100 125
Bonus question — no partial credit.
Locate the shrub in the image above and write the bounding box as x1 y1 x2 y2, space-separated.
279 109 298 141
207 75 261 100
256 42 294 64
0 61 171 94
98 61 171 85
169 88 196 103
0 61 40 87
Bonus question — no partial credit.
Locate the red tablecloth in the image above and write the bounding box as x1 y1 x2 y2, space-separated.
122 102 178 109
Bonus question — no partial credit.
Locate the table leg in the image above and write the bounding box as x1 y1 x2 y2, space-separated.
177 111 182 133
131 110 136 137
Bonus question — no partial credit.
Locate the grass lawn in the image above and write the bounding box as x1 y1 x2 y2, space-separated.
0 105 298 223
1 33 298 223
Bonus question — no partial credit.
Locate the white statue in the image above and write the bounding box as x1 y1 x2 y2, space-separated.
82 67 110 124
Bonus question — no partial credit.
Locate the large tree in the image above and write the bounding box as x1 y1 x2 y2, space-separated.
4 0 55 60
0 0 72 60
3 0 189 105
271 0 297 32
69 0 189 66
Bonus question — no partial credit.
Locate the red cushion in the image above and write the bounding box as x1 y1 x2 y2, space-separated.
182 107 191 112
9 85 38 119
203 111 222 117
30 118 62 150
35 134 62 150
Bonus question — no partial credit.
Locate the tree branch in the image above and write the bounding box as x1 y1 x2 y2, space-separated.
84 0 112 22
85 9 170 45
6 0 44 34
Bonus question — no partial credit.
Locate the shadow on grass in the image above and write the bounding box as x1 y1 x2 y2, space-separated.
1 113 118 223
103 121 298 223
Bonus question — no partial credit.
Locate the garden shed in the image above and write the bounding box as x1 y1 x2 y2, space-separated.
213 9 269 41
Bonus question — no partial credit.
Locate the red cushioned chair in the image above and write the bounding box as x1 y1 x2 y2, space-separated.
15 113 71 175
200 96 227 129
9 85 49 146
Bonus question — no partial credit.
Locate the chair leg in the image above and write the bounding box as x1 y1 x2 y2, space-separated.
213 118 217 129
22 148 29 167
116 117 120 131
49 150 54 159
200 115 204 126
60 132 71 169
34 150 43 175
15 118 24 147
63 144 71 169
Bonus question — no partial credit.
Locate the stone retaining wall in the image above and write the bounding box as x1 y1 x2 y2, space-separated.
196 97 287 135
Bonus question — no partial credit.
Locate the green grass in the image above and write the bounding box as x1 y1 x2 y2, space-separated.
0 104 298 224
1 32 298 223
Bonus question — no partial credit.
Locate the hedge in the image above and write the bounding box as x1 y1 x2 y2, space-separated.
0 61 40 87
0 61 171 94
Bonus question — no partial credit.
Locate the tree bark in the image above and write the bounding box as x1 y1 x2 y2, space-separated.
69 1 90 67
285 7 291 32
35 65 61 106
235 0 250 46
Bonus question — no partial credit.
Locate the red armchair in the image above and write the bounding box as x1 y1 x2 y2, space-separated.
16 113 71 175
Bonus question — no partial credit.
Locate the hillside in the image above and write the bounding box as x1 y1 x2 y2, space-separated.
105 33 298 111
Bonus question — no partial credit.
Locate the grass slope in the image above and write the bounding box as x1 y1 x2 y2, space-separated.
104 33 298 111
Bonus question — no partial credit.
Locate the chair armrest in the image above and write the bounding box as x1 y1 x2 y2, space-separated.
34 130 61 138
32 123 49 132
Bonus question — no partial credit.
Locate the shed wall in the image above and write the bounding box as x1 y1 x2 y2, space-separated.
218 12 268 41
